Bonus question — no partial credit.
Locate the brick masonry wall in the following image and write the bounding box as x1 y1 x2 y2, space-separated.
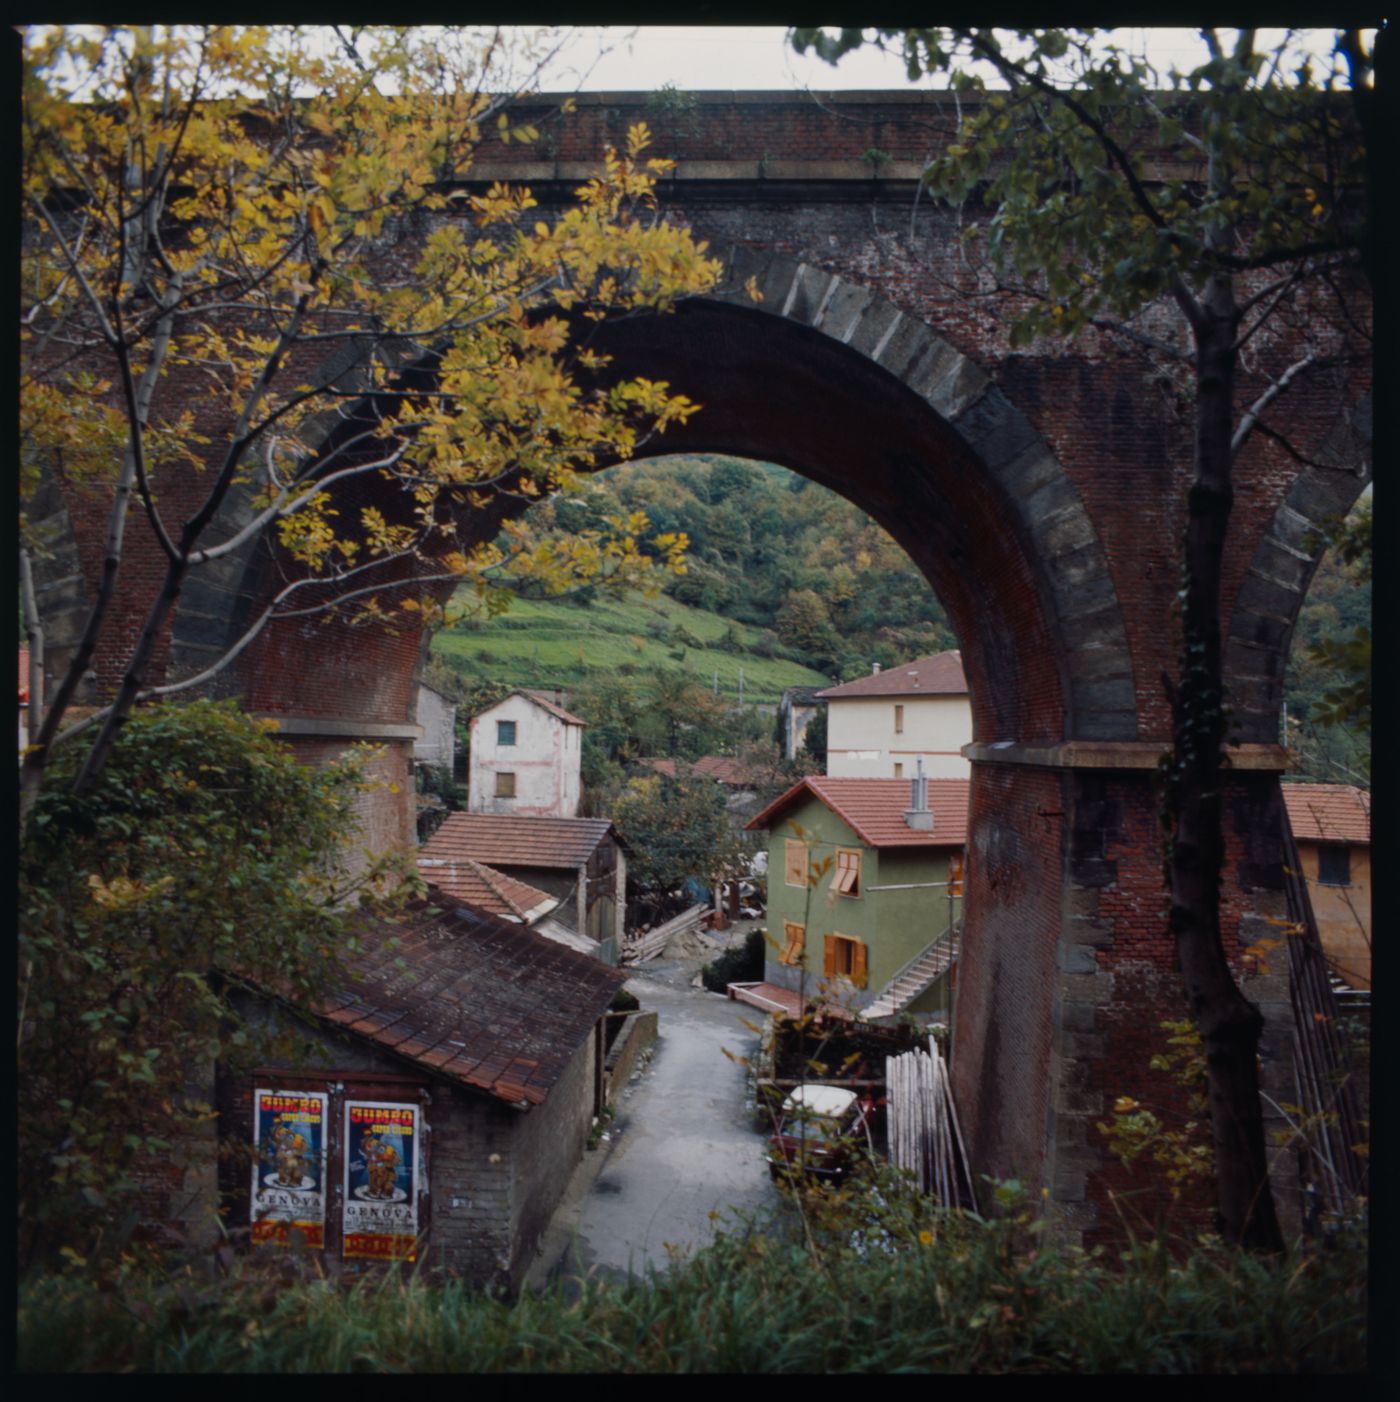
952 765 1066 1188
216 994 595 1290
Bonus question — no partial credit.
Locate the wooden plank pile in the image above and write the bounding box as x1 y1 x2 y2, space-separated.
886 1036 976 1210
622 904 709 965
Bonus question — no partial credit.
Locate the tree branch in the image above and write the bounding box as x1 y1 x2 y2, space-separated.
1231 354 1317 457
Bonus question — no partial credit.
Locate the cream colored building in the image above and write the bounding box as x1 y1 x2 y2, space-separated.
1282 783 1371 989
468 690 584 818
818 651 971 779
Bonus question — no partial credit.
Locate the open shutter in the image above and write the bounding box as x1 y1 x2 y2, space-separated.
823 935 837 977
949 851 964 898
782 921 805 965
852 940 868 989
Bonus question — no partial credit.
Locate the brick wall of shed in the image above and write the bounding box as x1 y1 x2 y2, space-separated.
218 995 595 1290
507 1025 598 1285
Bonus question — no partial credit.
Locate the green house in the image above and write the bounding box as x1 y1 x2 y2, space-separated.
746 775 969 1021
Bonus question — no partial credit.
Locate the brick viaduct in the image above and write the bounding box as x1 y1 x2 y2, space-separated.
30 92 1370 1243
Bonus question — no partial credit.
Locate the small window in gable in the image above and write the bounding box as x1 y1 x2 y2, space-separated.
497 720 517 746
784 839 808 887
495 771 516 798
1317 845 1351 887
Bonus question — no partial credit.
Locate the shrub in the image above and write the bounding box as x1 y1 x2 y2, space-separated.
17 701 409 1272
701 928 766 994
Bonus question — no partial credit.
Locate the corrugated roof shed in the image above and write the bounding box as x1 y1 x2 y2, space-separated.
1282 783 1370 845
314 896 625 1108
816 650 966 700
747 776 970 848
421 812 619 869
414 857 557 922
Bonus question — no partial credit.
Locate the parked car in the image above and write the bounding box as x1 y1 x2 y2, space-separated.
766 1083 873 1182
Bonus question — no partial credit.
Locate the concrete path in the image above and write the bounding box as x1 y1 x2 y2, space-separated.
527 951 779 1288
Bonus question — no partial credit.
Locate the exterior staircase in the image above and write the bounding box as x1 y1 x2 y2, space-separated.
862 926 959 1021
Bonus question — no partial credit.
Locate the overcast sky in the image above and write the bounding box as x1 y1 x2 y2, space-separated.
534 26 1346 92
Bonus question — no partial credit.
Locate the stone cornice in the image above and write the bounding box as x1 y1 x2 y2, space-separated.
964 740 1290 772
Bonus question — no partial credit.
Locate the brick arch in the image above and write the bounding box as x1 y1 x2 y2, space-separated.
591 249 1139 748
158 250 1137 758
1224 396 1372 743
35 247 1344 1248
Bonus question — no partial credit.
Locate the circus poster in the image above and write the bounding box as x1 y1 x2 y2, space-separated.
250 1087 328 1249
342 1100 420 1262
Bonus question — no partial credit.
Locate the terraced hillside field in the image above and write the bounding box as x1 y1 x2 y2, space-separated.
430 588 830 704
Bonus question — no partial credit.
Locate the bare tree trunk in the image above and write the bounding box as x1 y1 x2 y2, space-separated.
1168 278 1284 1251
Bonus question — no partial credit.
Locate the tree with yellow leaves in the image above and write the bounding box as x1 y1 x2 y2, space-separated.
21 25 722 823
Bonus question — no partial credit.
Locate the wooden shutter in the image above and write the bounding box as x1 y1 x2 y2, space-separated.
784 839 807 887
823 935 837 977
949 851 964 898
782 921 805 965
833 848 861 896
851 939 868 989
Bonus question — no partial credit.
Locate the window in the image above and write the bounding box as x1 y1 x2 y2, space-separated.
1317 845 1351 886
495 771 516 798
832 847 861 897
894 762 904 779
948 851 964 898
823 934 868 988
781 921 805 965
894 703 904 734
496 720 516 746
784 839 808 888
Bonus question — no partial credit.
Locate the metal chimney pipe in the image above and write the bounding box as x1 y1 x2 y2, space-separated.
904 756 933 831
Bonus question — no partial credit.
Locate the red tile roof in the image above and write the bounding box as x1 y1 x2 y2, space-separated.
314 897 625 1108
747 777 969 848
414 857 557 922
523 690 586 726
816 651 966 700
1282 783 1370 846
422 811 619 869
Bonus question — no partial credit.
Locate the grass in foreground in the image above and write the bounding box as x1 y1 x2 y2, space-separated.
18 1179 1366 1374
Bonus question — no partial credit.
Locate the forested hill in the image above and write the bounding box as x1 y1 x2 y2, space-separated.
431 454 956 703
429 455 1368 785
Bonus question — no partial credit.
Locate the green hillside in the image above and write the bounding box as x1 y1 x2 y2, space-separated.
430 587 831 704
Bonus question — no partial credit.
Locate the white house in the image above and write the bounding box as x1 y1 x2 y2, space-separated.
412 683 457 771
468 690 584 818
818 651 971 779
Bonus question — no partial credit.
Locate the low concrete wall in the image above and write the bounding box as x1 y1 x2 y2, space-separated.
603 1010 658 1107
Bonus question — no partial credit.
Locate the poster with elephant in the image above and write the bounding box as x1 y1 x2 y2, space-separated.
342 1099 420 1261
250 1087 328 1249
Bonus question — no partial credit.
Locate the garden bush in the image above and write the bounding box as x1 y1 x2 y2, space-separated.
701 928 766 994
